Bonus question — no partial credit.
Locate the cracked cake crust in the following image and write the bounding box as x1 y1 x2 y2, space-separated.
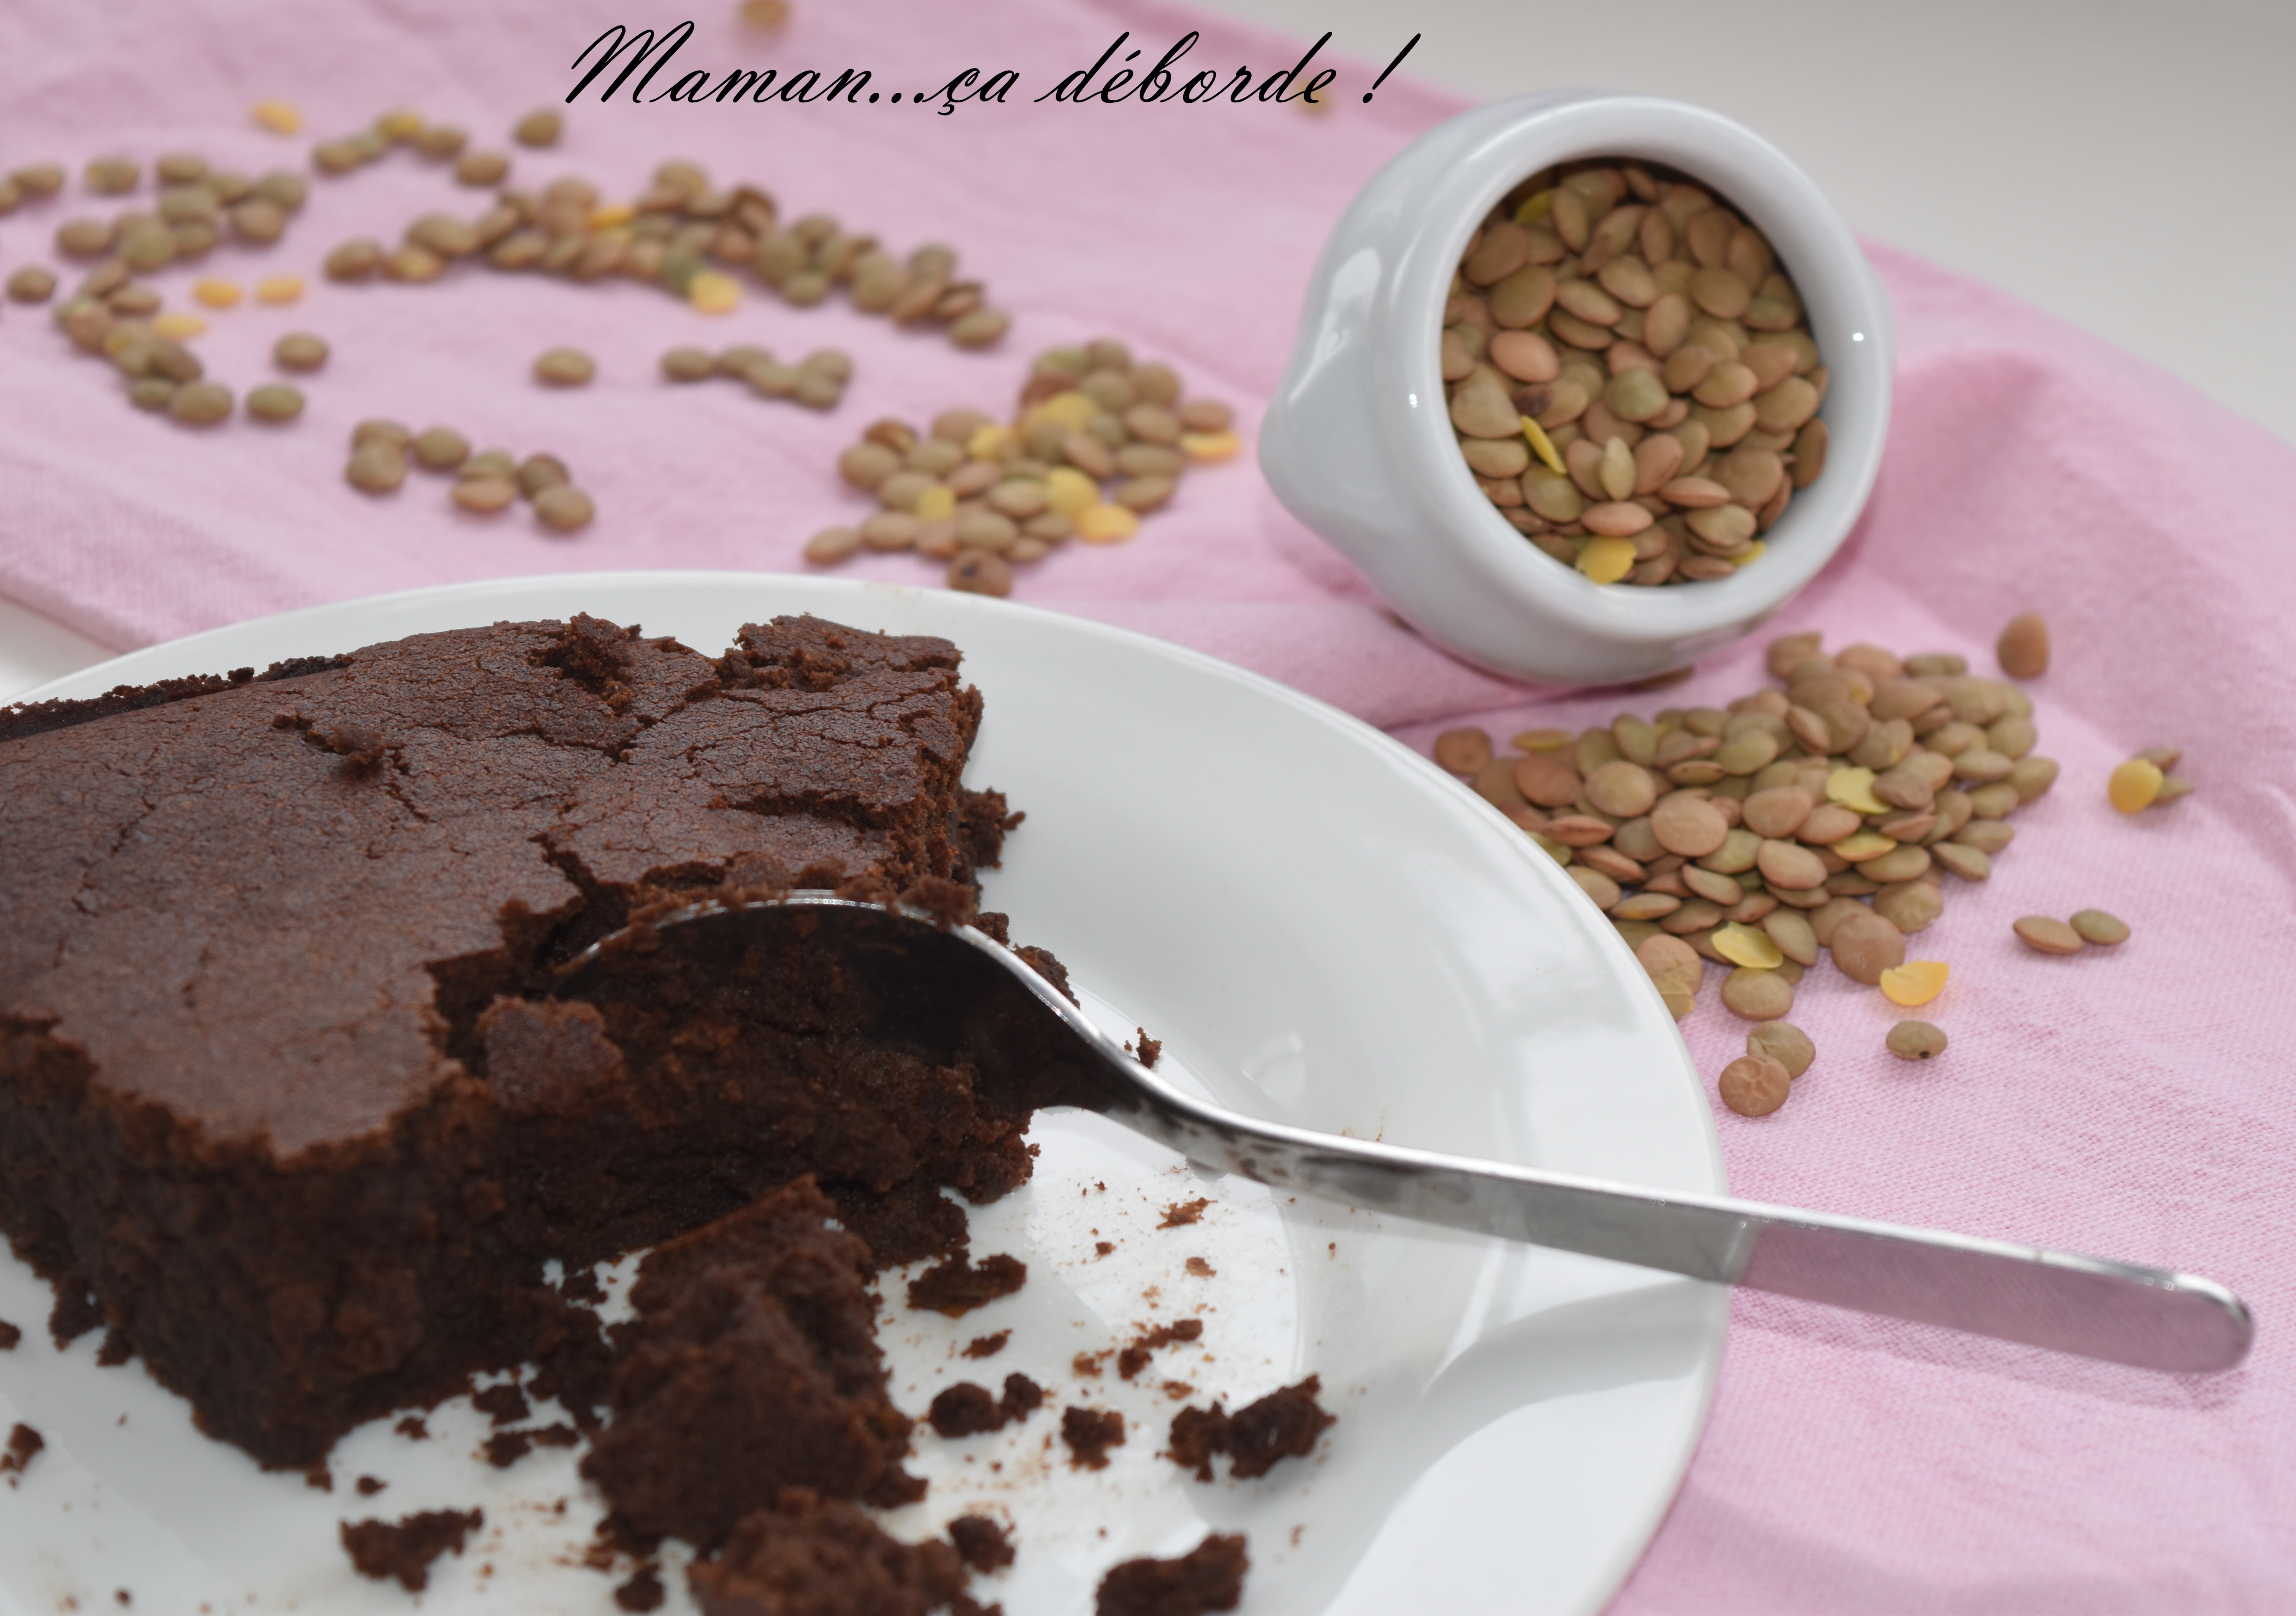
0 612 1040 1470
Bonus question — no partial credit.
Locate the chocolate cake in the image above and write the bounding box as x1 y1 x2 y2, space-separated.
687 1489 971 1616
583 1177 922 1547
1095 1533 1249 1616
340 1508 485 1592
1167 1376 1336 1482
0 612 1050 1472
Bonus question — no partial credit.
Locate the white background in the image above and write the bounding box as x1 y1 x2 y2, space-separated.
6 0 2291 699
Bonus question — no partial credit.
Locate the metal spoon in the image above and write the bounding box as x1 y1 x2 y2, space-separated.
554 894 2253 1375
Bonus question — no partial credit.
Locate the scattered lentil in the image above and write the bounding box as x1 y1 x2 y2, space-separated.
513 109 563 147
533 484 595 532
255 274 305 304
56 217 115 257
1718 1053 1792 1117
415 124 468 161
1885 1021 1947 1060
6 266 56 304
272 332 328 372
1826 906 1906 985
533 347 596 387
11 163 64 198
1720 966 1792 1021
452 476 518 514
166 380 232 426
2100 756 2161 815
455 150 511 187
412 427 470 471
2069 909 2129 945
152 313 207 339
192 278 242 309
84 156 139 195
324 239 383 281
245 383 304 422
352 419 410 450
1746 1021 1815 1078
1879 960 1947 1007
346 440 408 493
2012 916 2084 956
516 454 570 498
1996 612 2048 679
689 269 741 314
949 549 1013 597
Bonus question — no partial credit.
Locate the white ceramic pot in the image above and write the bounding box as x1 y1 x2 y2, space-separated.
1260 91 1893 687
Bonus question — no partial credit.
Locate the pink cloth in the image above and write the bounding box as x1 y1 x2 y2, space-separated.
5 1 2295 1609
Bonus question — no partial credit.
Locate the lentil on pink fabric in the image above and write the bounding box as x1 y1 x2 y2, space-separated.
3 2 2292 1611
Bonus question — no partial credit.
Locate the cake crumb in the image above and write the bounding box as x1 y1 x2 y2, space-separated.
908 1253 1028 1317
1163 1380 1196 1400
395 1416 428 1441
0 1318 19 1350
613 1569 666 1611
1095 1532 1248 1616
929 1382 1004 1438
1134 1029 1163 1068
1158 1199 1210 1229
1095 1242 1115 1257
1168 1377 1336 1482
962 1330 1010 1359
689 1490 969 1613
582 1180 927 1545
1185 1258 1215 1277
339 1508 483 1592
472 1382 530 1426
949 1514 1015 1572
1118 1318 1204 1380
1061 1405 1126 1470
356 1475 386 1496
484 1429 535 1468
930 1374 1044 1438
2 1423 42 1485
115 1593 131 1608
304 1464 333 1491
1073 1350 1109 1378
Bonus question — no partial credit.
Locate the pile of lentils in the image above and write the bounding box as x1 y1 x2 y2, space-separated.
316 122 1010 349
31 150 324 429
1439 613 2188 1117
1436 627 2052 1061
1443 157 1829 586
15 101 1017 541
805 337 1240 597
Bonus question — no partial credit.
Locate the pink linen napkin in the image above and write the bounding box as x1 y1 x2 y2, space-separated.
5 1 2296 1611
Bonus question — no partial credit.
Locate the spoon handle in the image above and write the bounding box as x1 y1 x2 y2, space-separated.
1111 1070 2253 1375
553 897 2253 1377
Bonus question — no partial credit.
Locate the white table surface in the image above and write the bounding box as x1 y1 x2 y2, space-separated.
6 0 2290 702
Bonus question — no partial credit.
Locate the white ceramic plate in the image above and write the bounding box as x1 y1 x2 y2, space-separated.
0 573 1726 1615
